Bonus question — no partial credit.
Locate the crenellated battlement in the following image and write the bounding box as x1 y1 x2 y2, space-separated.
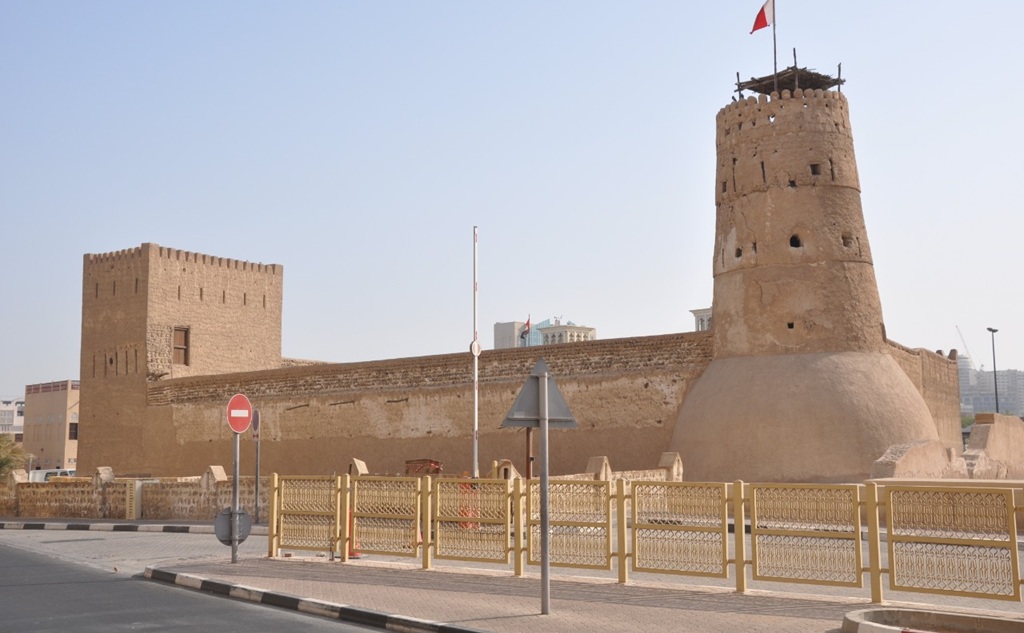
154 244 280 275
84 245 145 265
716 89 850 143
84 243 280 275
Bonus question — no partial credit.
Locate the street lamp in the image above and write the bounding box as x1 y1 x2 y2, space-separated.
987 327 999 414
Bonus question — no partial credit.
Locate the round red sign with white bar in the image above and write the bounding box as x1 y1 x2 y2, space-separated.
227 393 253 434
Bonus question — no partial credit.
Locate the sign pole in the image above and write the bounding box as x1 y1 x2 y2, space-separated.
499 359 576 616
539 371 551 615
232 431 240 563
226 393 253 564
253 410 261 524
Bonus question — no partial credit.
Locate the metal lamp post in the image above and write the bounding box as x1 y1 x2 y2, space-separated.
987 327 999 414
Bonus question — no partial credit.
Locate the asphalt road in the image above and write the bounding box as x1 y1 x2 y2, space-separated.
0 542 379 632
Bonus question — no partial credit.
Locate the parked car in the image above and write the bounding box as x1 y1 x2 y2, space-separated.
28 469 76 483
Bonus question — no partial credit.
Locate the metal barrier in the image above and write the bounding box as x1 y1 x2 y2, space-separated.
268 474 1024 604
349 475 424 560
433 478 513 564
884 484 1020 601
268 474 342 557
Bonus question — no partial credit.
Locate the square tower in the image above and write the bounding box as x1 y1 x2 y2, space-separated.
78 243 283 474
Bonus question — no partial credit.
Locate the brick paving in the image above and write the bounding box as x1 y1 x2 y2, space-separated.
2 521 1023 633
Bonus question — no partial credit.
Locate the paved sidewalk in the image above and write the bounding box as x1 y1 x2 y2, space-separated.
3 520 1024 633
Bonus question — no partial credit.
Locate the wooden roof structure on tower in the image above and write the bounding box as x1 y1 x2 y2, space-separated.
736 65 845 96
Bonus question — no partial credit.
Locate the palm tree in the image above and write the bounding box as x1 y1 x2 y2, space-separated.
0 434 28 479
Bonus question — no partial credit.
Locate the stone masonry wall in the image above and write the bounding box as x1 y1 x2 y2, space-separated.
14 480 130 519
886 341 961 451
91 332 714 477
140 476 269 521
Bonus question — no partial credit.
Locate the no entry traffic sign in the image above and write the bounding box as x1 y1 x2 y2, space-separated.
227 393 253 434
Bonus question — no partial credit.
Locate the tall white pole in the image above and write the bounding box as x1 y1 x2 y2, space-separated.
472 226 480 479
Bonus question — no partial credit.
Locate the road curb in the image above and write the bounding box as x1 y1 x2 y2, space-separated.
0 521 268 536
144 566 490 633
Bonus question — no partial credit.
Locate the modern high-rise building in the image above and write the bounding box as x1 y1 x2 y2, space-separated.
959 355 1024 417
690 308 712 332
23 380 80 470
493 318 596 349
0 397 25 440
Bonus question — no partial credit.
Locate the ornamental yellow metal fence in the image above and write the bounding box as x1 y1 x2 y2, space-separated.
749 483 863 587
267 474 342 557
884 484 1020 601
433 478 514 564
350 475 424 559
269 474 1024 604
630 481 730 578
527 480 613 570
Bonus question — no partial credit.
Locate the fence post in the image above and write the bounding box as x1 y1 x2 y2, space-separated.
733 480 747 593
616 478 628 584
513 477 524 577
267 473 279 558
866 482 884 603
421 475 432 570
339 474 351 562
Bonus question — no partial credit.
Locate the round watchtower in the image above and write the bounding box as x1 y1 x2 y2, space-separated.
670 87 940 483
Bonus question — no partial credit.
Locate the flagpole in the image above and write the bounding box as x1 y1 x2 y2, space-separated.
472 226 480 479
772 0 778 92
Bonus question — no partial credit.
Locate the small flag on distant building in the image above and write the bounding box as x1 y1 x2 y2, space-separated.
520 316 531 340
750 0 774 34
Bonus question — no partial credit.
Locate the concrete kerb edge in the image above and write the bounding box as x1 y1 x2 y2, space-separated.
0 521 268 536
143 567 490 633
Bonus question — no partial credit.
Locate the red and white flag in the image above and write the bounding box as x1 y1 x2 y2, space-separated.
750 0 774 34
520 316 531 340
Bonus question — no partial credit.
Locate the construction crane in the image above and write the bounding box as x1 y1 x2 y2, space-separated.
956 326 977 370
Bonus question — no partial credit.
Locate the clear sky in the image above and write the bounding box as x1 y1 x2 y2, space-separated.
1 1 1021 399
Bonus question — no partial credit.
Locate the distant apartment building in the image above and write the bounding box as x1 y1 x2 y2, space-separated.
690 308 712 332
23 380 79 470
493 318 596 349
958 355 1024 417
0 397 25 441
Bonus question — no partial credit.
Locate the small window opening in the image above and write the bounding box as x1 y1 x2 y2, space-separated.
200 287 204 301
735 248 743 259
95 283 99 299
787 322 795 330
222 290 226 304
810 163 821 176
244 293 247 306
135 278 139 294
829 159 836 181
722 181 727 193
173 328 190 366
752 242 758 253
842 234 854 248
112 281 116 296
262 294 266 309
768 114 776 124
788 180 797 188
177 285 181 300
790 234 802 248
760 161 766 184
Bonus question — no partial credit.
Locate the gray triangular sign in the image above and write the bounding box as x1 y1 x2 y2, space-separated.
501 358 578 429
